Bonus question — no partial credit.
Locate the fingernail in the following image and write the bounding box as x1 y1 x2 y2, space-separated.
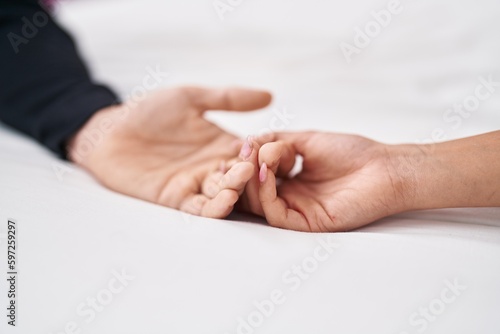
259 163 268 183
239 136 253 160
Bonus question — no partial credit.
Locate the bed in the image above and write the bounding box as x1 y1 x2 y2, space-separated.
1 0 500 333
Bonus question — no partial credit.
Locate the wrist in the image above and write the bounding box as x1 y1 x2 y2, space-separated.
388 141 457 212
388 135 500 212
67 104 124 166
385 144 423 213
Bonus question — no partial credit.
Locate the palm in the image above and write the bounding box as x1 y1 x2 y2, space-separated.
72 87 271 217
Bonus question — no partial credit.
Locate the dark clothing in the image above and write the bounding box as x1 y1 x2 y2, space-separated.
0 0 117 158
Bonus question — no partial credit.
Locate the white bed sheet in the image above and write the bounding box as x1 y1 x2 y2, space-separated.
1 0 500 333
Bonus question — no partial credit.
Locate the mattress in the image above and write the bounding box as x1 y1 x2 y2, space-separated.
1 0 500 333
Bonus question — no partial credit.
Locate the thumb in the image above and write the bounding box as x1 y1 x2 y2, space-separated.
187 87 272 112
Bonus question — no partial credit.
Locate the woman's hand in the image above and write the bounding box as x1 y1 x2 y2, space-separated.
247 132 411 232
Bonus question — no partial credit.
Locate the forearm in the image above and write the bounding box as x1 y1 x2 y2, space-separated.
397 131 500 211
0 0 117 158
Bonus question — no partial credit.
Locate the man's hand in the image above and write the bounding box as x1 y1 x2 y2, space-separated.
68 86 272 218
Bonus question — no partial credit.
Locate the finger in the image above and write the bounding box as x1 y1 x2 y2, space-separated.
253 132 277 145
237 137 265 216
201 189 240 218
222 162 254 195
258 163 310 231
186 87 272 112
271 131 315 156
217 139 243 174
203 163 253 198
258 141 296 178
179 188 240 219
201 170 225 198
179 194 209 216
224 157 241 172
202 161 254 199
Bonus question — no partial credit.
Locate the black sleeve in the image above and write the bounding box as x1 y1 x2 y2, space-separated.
0 0 118 159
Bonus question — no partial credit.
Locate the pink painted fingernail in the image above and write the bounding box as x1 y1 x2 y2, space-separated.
239 136 253 160
259 163 268 183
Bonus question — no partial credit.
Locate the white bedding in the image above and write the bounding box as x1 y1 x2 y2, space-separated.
1 0 500 333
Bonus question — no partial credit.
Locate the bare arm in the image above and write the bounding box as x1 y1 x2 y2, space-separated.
398 130 500 211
